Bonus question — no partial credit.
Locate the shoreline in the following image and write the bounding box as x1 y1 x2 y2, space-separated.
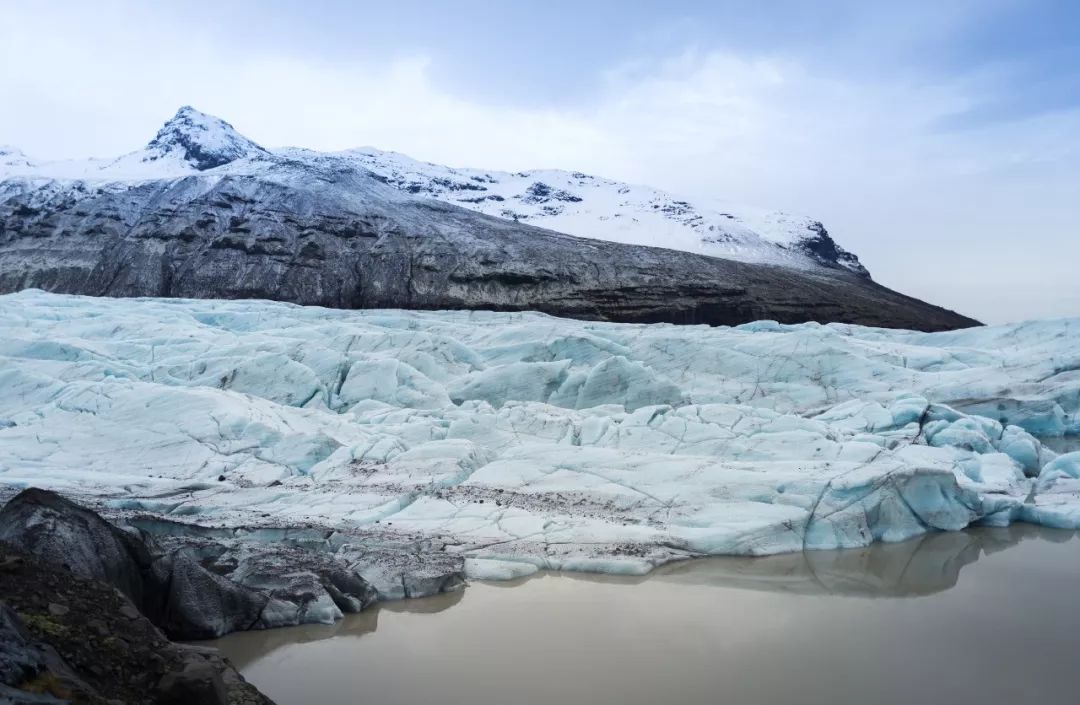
211 525 1080 705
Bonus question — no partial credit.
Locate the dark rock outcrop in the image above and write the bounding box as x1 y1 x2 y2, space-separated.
0 490 382 640
0 156 978 332
142 106 269 172
0 547 273 705
797 221 870 278
153 553 270 641
0 488 153 607
1 602 81 704
155 660 230 705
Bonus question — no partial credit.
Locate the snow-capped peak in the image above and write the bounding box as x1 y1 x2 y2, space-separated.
0 106 870 277
140 106 268 171
0 145 32 169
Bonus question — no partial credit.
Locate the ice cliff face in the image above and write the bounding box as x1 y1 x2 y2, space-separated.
0 292 1075 578
0 107 975 331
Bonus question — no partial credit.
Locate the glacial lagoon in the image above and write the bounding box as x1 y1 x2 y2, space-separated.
215 525 1080 705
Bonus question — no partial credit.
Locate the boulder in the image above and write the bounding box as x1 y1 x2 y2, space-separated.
0 489 379 639
156 661 229 705
0 488 152 606
152 553 268 640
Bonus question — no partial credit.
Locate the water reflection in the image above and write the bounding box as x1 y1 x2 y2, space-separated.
218 586 464 669
500 524 1072 598
216 525 1076 672
214 527 1080 705
643 524 1070 597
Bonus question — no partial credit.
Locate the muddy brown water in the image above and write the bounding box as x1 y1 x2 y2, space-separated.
213 524 1080 705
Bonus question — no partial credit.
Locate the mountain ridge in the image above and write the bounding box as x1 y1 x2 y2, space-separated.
5 106 866 277
0 107 978 331
140 105 269 170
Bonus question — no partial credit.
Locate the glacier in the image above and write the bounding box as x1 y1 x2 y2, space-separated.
0 290 1077 584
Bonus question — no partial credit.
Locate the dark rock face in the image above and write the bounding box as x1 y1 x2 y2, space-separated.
0 488 153 607
0 158 978 332
0 604 48 691
156 661 229 705
149 542 382 639
0 546 274 705
797 221 870 278
0 490 384 640
0 601 95 704
154 553 269 641
144 106 269 171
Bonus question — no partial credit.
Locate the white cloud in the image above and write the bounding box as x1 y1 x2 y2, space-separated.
1 2 1076 323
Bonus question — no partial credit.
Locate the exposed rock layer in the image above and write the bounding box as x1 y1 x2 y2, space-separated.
0 490 397 641
0 165 977 331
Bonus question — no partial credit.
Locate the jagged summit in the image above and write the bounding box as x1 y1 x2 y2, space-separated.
142 106 268 171
0 105 871 276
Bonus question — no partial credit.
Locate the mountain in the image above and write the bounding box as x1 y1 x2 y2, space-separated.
282 146 871 277
120 104 270 171
0 145 32 169
4 108 868 276
0 107 977 331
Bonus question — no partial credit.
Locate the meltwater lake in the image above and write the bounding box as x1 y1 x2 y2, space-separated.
214 524 1080 705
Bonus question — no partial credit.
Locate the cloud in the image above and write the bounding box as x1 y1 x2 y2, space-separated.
1 2 1076 323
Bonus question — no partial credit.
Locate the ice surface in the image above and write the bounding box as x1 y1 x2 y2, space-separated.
0 291 1077 578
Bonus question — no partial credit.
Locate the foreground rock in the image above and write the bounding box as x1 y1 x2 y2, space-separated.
0 110 976 332
0 544 272 705
0 488 155 611
0 490 448 641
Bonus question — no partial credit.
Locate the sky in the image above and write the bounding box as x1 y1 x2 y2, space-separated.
1 0 1078 324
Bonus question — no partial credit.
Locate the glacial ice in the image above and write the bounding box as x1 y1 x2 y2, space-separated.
0 290 1078 580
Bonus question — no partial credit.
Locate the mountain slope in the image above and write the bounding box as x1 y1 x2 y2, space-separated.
303 146 870 276
4 109 868 277
0 107 977 331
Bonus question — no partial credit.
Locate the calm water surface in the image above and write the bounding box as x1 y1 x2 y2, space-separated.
214 524 1080 705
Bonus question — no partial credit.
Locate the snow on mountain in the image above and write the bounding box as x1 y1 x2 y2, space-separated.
0 106 866 276
1 107 271 181
306 147 870 276
0 291 1075 577
0 145 32 169
138 105 269 170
